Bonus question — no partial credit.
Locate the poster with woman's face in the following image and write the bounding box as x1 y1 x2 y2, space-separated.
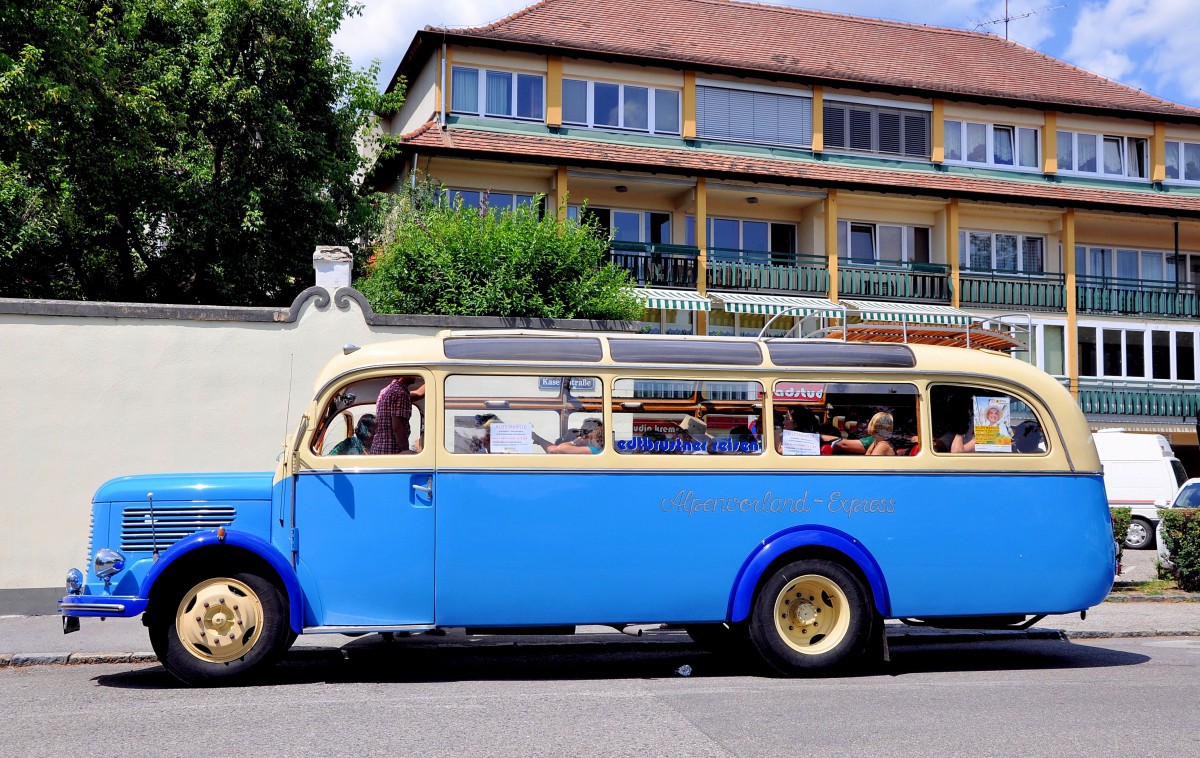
973 396 1013 452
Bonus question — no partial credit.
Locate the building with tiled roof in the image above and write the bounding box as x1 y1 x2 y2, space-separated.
379 0 1200 486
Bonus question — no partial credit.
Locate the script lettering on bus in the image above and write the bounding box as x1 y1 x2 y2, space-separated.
659 488 897 517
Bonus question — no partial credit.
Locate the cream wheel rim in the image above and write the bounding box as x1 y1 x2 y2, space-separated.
773 574 851 655
175 577 265 663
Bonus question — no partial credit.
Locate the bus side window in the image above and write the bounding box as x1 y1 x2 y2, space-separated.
311 375 425 456
929 385 1045 454
611 378 764 455
443 374 603 454
774 381 919 457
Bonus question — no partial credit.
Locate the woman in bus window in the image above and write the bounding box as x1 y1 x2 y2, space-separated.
543 418 604 454
865 412 896 456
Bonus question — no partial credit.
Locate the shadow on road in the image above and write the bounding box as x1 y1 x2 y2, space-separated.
91 635 1150 689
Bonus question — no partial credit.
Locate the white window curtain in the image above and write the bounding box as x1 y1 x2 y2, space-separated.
1057 130 1073 171
485 71 512 116
966 122 987 163
1077 134 1098 172
1103 136 1123 175
451 67 479 113
993 126 1014 166
1017 128 1038 168
562 79 587 124
945 120 962 161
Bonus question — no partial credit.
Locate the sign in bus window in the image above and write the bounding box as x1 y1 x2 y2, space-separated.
612 378 764 455
444 374 603 454
773 381 919 457
930 385 1045 454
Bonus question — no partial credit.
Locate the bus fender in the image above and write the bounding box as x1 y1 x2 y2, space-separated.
727 526 891 622
143 530 304 634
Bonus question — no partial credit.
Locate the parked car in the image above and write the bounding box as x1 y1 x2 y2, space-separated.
1171 477 1200 508
1093 430 1188 550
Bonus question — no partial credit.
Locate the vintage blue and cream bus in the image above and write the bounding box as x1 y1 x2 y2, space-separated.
60 330 1115 684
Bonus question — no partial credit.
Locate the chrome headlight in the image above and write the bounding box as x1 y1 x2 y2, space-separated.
93 548 126 579
65 568 83 594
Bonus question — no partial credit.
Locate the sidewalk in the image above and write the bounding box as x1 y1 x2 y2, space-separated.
3 595 1198 669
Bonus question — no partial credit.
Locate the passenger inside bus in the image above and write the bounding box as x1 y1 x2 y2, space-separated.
542 418 604 454
329 414 376 456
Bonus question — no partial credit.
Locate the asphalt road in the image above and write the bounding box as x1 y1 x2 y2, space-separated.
4 635 1199 757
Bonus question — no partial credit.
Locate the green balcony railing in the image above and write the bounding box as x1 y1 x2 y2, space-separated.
838 260 950 302
1076 379 1200 417
1076 275 1200 318
706 248 828 294
606 241 700 289
959 269 1066 311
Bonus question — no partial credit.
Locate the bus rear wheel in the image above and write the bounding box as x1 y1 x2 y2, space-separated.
748 558 872 675
150 571 290 686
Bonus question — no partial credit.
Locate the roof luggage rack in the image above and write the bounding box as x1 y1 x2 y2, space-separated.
756 303 1031 354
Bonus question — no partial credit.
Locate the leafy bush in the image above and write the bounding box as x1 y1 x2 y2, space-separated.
1158 508 1200 591
358 181 643 321
1110 507 1131 568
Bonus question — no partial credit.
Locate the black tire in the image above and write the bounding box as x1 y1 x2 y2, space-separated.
747 558 873 675
1124 518 1154 550
149 571 290 686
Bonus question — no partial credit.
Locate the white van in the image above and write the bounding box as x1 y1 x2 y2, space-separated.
1092 430 1188 550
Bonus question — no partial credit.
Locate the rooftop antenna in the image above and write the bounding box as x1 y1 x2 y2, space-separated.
972 1 1065 40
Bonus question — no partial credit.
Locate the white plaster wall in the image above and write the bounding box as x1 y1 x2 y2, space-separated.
0 292 436 593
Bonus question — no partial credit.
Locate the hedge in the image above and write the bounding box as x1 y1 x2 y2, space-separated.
1111 507 1131 569
1158 508 1200 591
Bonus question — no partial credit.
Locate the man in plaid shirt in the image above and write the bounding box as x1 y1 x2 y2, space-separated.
370 377 413 455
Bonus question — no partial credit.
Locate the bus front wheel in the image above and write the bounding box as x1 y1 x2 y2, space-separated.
748 558 872 675
150 571 290 686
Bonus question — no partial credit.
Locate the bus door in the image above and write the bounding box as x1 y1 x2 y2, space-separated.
292 370 435 627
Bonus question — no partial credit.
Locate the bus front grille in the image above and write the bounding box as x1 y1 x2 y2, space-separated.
120 506 237 552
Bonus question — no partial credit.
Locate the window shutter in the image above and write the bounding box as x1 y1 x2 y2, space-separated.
848 108 873 151
727 89 756 142
696 86 733 141
824 104 846 148
877 111 901 154
903 113 930 158
776 93 812 148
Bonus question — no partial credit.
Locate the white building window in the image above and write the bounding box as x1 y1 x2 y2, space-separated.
450 66 544 121
837 221 930 264
960 231 1045 274
1165 140 1200 183
945 121 1039 170
562 78 680 135
1057 131 1147 179
1076 245 1180 285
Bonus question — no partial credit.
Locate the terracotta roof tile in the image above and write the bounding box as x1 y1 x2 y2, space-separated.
435 0 1198 119
401 123 1200 217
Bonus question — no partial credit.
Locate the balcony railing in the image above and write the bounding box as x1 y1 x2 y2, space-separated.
838 260 950 302
959 269 1066 311
1077 275 1200 318
1075 379 1200 417
706 248 828 294
607 241 699 289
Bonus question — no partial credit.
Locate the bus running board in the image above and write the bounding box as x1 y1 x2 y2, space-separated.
898 614 1046 631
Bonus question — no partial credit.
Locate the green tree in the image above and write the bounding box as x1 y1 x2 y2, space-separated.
0 0 400 304
358 181 643 321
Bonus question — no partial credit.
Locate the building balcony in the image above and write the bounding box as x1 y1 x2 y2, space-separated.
959 269 1066 311
607 241 699 289
838 261 950 302
1076 378 1200 417
1076 275 1200 318
706 248 829 295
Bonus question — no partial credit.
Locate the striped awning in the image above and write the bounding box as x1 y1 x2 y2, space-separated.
632 287 711 311
710 292 845 316
841 299 972 326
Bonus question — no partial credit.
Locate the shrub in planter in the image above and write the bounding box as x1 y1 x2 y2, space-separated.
1158 508 1200 591
1110 507 1131 570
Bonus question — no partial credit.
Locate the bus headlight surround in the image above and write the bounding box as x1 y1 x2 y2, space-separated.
66 568 83 594
94 548 126 579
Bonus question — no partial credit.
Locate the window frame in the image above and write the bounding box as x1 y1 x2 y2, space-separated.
450 66 545 122
561 77 682 136
1057 130 1149 180
837 220 931 266
959 230 1047 275
944 120 1041 171
823 100 931 160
